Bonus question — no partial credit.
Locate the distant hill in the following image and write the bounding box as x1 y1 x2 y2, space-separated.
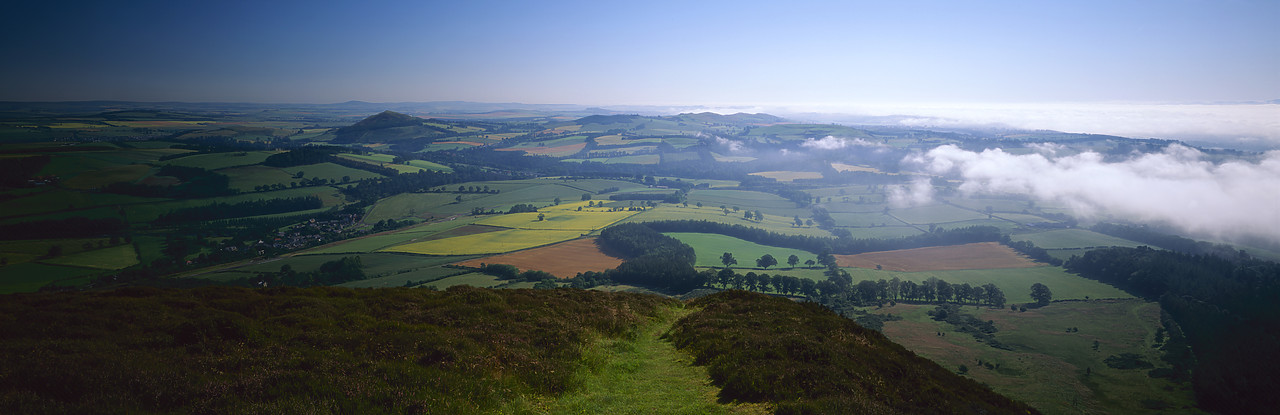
333 110 452 143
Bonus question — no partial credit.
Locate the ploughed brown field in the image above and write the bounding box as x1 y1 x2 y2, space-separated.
453 237 624 278
835 242 1040 272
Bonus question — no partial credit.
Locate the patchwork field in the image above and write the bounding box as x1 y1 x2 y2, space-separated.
839 266 1133 304
835 242 1039 272
454 237 624 278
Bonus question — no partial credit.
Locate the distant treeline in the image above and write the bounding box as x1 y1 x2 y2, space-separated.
640 220 1004 255
1091 223 1259 260
154 196 323 226
1065 246 1280 414
1004 240 1063 266
0 217 128 240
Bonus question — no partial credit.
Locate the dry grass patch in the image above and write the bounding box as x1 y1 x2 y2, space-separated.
453 237 624 278
835 242 1040 271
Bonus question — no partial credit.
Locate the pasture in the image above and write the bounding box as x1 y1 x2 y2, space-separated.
0 262 102 293
1011 229 1144 250
380 229 582 255
61 164 152 189
453 237 624 278
878 300 1198 415
834 242 1038 272
890 203 989 225
417 272 505 289
666 232 818 269
621 205 833 237
474 201 639 231
164 151 277 170
39 244 139 270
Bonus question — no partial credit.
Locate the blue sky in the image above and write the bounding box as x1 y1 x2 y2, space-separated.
2 0 1276 105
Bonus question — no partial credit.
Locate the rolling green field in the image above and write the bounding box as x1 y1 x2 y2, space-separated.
164 151 277 170
878 300 1200 415
382 229 583 256
0 262 102 293
39 244 139 270
891 203 989 224
621 205 833 237
1012 229 1145 249
666 232 818 268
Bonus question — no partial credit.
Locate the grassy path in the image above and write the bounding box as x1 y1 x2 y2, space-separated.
519 306 770 415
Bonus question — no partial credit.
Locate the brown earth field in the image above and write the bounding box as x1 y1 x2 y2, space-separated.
835 242 1039 272
453 237 624 278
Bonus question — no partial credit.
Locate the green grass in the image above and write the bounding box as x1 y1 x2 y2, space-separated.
891 203 989 224
509 135 586 149
307 218 486 254
666 232 818 268
878 300 1200 415
1012 229 1145 250
122 187 343 223
39 244 138 270
338 267 469 288
0 189 165 219
218 165 299 191
420 272 505 288
839 226 924 239
0 262 102 293
683 189 811 218
541 306 769 414
163 151 277 170
621 205 833 237
280 162 384 183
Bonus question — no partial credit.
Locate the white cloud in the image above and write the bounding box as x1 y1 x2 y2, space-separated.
800 136 883 150
906 144 1280 243
887 177 934 208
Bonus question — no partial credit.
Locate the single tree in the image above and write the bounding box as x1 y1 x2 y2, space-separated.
1030 283 1052 306
720 252 737 268
794 216 803 227
537 213 546 221
787 254 800 268
756 254 777 269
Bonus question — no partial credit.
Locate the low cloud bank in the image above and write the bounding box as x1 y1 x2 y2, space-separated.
800 136 883 150
904 144 1280 244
